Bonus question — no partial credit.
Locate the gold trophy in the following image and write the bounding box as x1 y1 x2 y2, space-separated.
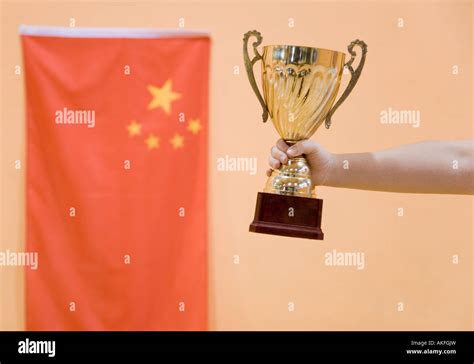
244 30 367 240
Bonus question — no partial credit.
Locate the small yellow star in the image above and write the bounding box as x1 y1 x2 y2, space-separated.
145 134 159 150
147 79 181 115
170 134 184 149
127 120 142 136
187 118 202 135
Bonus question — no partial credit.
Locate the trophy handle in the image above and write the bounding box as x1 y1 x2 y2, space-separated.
243 30 269 123
324 39 368 129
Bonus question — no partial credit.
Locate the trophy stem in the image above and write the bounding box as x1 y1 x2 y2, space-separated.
264 155 313 198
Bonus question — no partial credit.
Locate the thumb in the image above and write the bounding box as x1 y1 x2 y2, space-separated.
286 140 316 157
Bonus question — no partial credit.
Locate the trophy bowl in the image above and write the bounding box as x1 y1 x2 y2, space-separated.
244 30 367 240
262 44 346 142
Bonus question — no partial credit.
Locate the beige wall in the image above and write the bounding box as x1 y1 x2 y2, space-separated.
1 0 472 330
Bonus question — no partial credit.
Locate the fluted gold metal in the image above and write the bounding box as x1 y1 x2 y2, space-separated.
261 45 345 141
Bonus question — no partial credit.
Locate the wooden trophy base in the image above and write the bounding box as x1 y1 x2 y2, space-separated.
249 192 324 240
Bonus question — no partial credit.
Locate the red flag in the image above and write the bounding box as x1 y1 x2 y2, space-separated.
21 26 210 330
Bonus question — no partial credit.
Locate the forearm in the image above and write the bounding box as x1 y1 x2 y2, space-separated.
324 141 474 194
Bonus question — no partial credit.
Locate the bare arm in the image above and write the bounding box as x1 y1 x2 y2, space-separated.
326 141 474 194
269 140 474 195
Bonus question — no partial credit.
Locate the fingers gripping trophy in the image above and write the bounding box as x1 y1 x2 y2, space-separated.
243 30 367 240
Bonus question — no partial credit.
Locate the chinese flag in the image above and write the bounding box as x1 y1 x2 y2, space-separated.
21 26 210 330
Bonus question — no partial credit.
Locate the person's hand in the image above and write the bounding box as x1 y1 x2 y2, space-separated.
267 139 334 186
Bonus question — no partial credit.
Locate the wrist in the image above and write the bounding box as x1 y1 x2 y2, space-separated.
319 153 339 187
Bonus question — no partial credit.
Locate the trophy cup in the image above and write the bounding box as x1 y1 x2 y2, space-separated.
243 30 367 240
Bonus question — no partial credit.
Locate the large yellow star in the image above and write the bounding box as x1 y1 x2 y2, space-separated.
147 79 181 115
145 134 159 150
187 118 202 135
170 134 184 149
127 120 142 136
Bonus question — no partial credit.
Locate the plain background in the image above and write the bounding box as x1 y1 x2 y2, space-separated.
1 0 472 330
